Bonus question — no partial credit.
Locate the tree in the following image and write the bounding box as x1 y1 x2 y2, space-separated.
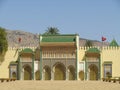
85 40 93 47
0 27 8 54
43 27 60 35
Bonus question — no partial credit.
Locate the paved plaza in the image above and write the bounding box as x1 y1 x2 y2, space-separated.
0 81 120 90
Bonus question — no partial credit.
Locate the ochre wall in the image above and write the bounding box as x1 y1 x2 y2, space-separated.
79 47 120 79
1 46 120 79
79 47 86 62
0 48 18 78
0 47 36 78
101 47 120 78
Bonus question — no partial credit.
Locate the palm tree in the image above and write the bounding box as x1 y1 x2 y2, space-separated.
0 27 8 54
85 40 93 47
0 27 8 63
43 27 60 35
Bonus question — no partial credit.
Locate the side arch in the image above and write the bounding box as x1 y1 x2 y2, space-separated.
12 72 17 79
35 70 40 80
79 71 84 80
88 64 98 80
43 65 51 80
23 65 32 80
68 65 75 80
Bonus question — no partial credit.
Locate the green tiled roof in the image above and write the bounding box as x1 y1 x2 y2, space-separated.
86 48 100 53
20 48 34 54
109 39 119 47
10 61 18 65
41 34 76 42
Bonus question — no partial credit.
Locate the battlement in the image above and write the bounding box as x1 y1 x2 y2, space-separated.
7 46 120 51
8 46 37 51
79 46 120 51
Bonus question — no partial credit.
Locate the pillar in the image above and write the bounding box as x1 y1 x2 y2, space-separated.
99 55 101 80
66 69 69 80
32 54 34 80
40 48 42 80
42 69 45 80
51 68 54 80
18 55 22 80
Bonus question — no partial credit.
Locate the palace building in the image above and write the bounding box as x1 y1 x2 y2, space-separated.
0 34 120 80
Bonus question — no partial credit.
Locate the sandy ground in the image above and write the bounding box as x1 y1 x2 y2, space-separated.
0 80 120 90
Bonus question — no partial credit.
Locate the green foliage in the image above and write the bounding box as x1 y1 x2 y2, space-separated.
0 27 8 54
85 40 93 47
43 27 60 35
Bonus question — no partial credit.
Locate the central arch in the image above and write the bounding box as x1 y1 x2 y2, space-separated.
23 65 32 80
54 62 66 80
88 64 98 80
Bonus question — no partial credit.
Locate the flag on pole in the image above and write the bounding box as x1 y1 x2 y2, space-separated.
102 36 106 41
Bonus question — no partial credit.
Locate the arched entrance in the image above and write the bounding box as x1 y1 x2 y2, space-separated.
88 64 98 80
23 65 32 80
68 66 75 80
54 63 66 80
79 71 84 80
44 66 51 80
12 72 17 79
35 70 40 80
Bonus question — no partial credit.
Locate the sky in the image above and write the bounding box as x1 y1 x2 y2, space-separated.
0 0 120 44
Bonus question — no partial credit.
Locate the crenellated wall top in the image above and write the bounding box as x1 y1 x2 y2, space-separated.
8 47 37 51
7 46 120 51
79 46 120 50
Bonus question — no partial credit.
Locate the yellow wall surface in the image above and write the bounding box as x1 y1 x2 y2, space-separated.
0 48 18 78
1 46 120 79
79 47 120 78
0 47 36 78
101 47 120 78
79 47 86 62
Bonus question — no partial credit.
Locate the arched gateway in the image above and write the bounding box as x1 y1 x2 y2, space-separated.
43 66 51 80
23 65 32 80
88 64 98 80
54 63 66 80
9 34 79 81
68 66 75 80
85 48 100 80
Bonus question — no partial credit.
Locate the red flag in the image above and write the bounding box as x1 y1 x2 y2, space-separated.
18 37 21 43
102 36 106 41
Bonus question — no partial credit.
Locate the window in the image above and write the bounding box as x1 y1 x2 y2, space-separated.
104 63 112 78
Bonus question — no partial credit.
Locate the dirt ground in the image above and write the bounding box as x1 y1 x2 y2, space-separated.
0 80 120 90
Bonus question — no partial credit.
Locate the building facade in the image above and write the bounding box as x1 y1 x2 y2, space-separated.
0 34 120 80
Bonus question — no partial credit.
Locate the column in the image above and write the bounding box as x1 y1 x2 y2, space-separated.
32 54 34 80
99 56 101 80
51 69 54 80
85 56 87 80
51 71 53 80
40 48 42 80
21 68 24 80
18 56 22 80
87 69 90 81
66 69 69 80
76 34 79 80
42 69 45 80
